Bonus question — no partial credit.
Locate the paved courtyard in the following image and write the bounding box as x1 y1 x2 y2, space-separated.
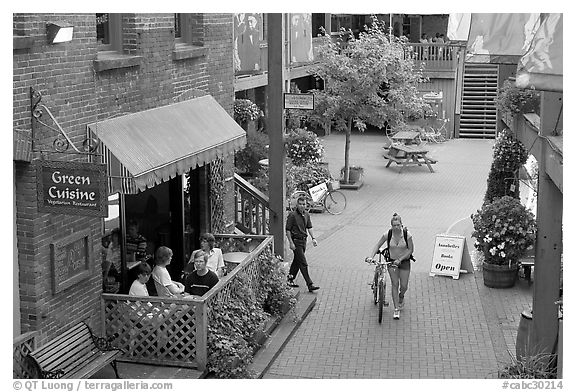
266 130 533 379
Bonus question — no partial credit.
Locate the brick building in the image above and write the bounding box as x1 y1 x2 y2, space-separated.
13 13 244 342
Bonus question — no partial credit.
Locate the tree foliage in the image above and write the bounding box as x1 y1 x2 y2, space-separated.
306 17 429 182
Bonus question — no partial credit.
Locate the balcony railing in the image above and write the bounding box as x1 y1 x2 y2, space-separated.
405 43 463 70
101 234 273 371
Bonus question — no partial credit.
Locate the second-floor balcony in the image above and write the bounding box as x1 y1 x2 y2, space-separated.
234 39 465 91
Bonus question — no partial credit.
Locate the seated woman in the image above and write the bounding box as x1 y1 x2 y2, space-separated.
151 246 185 297
184 251 219 297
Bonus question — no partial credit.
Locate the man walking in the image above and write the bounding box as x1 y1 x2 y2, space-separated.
286 196 320 292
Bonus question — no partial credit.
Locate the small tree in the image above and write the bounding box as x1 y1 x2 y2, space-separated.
307 17 429 183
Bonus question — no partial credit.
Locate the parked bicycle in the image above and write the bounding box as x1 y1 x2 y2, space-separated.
418 118 449 144
365 249 395 323
289 180 347 215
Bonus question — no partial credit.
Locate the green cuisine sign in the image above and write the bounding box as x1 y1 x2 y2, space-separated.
36 160 107 217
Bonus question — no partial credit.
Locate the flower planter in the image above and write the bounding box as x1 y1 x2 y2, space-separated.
482 262 519 288
340 167 364 184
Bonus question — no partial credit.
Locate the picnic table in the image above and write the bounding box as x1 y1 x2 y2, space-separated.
391 130 421 145
383 144 436 173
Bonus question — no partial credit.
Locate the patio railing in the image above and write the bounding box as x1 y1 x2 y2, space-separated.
13 331 37 378
101 234 273 371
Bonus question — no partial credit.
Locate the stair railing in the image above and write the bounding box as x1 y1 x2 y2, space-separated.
233 173 271 235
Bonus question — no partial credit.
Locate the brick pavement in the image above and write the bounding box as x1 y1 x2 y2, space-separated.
266 130 533 379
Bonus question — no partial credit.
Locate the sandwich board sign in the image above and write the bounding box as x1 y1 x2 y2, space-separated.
429 234 474 279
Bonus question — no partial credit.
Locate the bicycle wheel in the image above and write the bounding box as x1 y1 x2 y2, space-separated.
373 272 378 305
378 280 384 323
324 190 346 215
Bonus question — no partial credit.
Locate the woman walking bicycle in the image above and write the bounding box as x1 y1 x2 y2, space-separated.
367 213 415 320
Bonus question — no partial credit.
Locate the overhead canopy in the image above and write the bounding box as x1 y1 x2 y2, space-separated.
89 95 246 193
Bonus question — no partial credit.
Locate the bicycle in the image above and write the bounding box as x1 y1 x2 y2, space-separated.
365 249 394 323
289 180 347 215
419 118 449 144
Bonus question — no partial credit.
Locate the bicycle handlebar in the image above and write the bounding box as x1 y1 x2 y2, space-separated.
364 257 394 266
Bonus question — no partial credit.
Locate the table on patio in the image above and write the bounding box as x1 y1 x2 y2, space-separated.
383 144 436 173
391 130 421 145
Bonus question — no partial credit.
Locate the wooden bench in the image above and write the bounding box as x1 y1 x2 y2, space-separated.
25 322 122 379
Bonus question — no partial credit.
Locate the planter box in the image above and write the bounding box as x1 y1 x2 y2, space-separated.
339 179 363 190
482 262 518 288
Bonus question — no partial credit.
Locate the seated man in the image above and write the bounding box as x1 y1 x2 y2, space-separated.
152 246 185 297
126 220 148 262
184 251 219 297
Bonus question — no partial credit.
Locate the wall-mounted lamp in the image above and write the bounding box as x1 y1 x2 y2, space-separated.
46 22 74 44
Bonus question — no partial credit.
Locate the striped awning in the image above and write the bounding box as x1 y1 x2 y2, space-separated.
88 95 246 194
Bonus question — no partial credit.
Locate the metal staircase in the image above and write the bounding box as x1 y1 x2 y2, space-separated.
459 63 499 139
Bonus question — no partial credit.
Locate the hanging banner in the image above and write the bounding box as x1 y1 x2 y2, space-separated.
516 13 563 92
465 13 541 64
429 234 474 280
290 13 314 64
36 160 108 217
233 13 264 74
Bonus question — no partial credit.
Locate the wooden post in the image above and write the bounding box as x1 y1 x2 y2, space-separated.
267 13 286 257
195 302 207 371
531 91 562 359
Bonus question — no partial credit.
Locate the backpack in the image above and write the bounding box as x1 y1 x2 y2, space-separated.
387 227 416 262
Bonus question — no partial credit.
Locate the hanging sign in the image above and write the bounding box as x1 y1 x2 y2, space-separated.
36 160 108 217
284 93 315 110
429 234 474 279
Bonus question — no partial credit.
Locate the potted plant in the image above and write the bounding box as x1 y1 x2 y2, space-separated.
234 99 262 130
495 80 540 121
484 128 529 204
340 165 364 184
471 195 537 288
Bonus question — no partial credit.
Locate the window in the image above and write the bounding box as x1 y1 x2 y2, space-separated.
312 13 327 37
174 13 204 46
96 13 122 51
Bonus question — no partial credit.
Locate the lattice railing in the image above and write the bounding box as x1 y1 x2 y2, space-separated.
13 331 37 378
101 294 204 369
206 236 272 311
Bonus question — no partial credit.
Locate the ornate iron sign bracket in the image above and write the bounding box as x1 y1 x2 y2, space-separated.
30 87 100 154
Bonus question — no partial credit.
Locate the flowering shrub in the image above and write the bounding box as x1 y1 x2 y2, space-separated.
234 99 262 123
484 128 529 204
492 128 529 172
285 128 325 166
494 80 540 116
234 129 269 175
471 196 537 267
286 161 331 196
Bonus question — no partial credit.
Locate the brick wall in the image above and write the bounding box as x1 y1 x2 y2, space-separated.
13 13 237 342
